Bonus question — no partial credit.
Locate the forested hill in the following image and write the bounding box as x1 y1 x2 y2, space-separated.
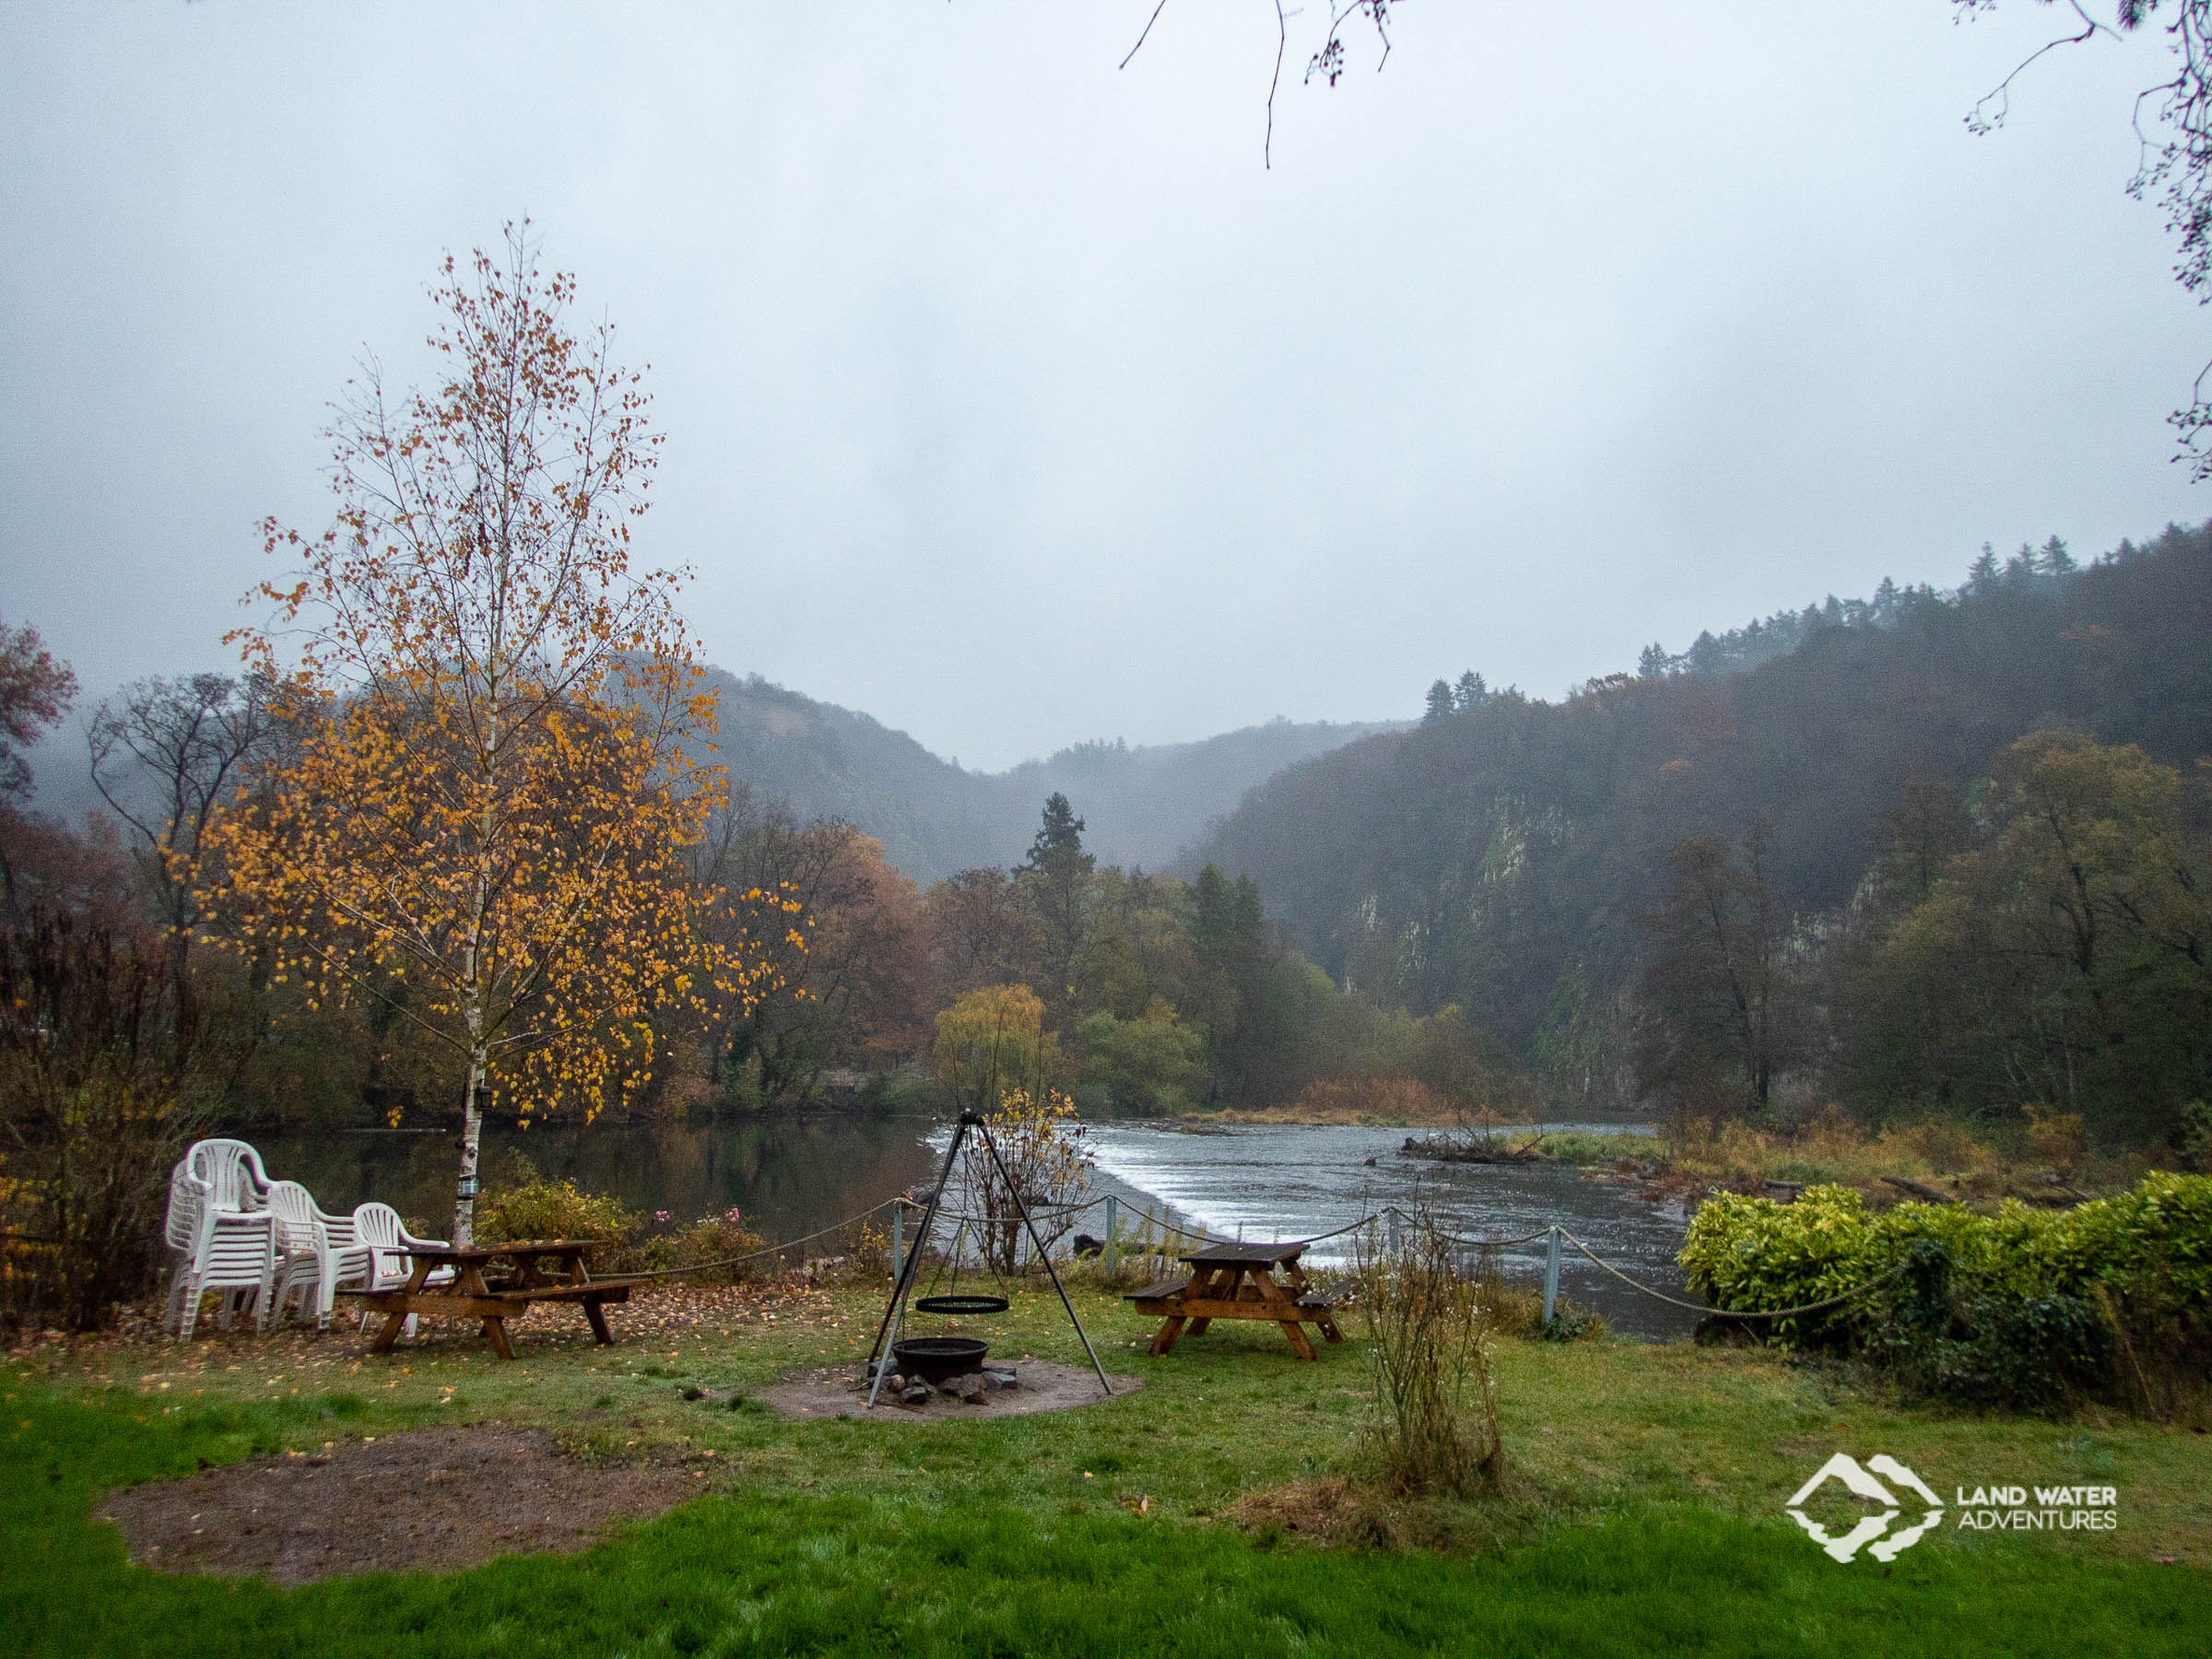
1192 522 2212 1067
702 668 1403 884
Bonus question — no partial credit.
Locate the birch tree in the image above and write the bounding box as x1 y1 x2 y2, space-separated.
209 225 785 1242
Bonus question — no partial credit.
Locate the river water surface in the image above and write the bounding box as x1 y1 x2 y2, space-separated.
258 1114 1699 1339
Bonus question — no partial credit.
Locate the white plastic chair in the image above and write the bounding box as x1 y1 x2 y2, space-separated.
173 1209 277 1339
267 1181 338 1330
189 1138 271 1213
161 1159 209 1332
346 1203 452 1337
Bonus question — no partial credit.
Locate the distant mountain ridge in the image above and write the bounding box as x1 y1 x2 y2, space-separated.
700 667 1407 883
20 664 1405 884
1187 523 2212 1065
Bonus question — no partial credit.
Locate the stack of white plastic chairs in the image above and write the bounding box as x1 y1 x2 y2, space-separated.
163 1139 275 1338
161 1138 450 1339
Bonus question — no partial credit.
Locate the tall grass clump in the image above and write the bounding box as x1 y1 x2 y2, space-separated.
1352 1213 1503 1497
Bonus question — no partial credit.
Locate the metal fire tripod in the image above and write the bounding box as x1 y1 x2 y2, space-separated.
864 1112 1113 1408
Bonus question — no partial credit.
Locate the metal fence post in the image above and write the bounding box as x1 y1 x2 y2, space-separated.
1542 1225 1561 1325
1387 1207 1402 1255
1103 1194 1119 1281
890 1201 903 1281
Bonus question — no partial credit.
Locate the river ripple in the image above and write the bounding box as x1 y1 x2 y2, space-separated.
1080 1122 1700 1340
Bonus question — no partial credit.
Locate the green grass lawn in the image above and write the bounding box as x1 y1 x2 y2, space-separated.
5 1277 2208 1657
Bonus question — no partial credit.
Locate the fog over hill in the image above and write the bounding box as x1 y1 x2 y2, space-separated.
26 667 1405 888
701 667 1406 883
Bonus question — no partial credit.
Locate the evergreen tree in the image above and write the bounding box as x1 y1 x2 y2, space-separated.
1017 792 1095 1014
1454 670 1491 711
1423 678 1456 724
1966 544 2001 592
1023 791 1089 875
1870 576 1900 626
2038 535 2077 579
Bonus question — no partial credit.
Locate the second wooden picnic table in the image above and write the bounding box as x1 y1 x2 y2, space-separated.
1125 1241 1344 1360
356 1240 638 1360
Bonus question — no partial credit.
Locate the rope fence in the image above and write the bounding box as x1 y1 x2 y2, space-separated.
620 1189 1890 1328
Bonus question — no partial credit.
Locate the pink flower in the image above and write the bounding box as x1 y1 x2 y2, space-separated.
724 1206 744 1224
654 1210 670 1224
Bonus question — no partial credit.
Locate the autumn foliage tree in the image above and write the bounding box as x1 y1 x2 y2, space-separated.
207 226 783 1242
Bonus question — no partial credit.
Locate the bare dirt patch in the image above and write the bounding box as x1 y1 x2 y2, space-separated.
756 1359 1140 1421
100 1425 700 1585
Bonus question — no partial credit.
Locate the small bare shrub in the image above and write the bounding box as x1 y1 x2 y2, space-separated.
1352 1214 1503 1498
959 1086 1089 1275
0 910 207 1335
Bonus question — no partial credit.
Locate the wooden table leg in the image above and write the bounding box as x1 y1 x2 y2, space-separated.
1148 1314 1188 1357
1184 1265 1228 1337
457 1263 517 1360
1185 1274 1220 1335
1251 1265 1320 1360
372 1257 433 1353
582 1293 614 1346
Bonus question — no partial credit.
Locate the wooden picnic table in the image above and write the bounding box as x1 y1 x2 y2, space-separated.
351 1240 638 1361
1124 1241 1344 1360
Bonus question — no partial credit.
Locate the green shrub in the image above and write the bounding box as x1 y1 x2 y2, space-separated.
2177 1100 2212 1172
642 1208 768 1282
1859 1240 2112 1414
475 1153 650 1269
1936 1293 2112 1412
1679 1172 2212 1413
1681 1172 2212 1319
1539 1299 1607 1342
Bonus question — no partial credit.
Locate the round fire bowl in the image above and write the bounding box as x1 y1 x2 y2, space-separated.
891 1336 990 1381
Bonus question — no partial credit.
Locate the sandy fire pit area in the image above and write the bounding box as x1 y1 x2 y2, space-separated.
100 1425 700 1585
757 1359 1140 1421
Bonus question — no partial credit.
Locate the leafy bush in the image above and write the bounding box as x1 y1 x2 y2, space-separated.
1857 1240 2112 1414
477 1156 769 1280
1680 1172 2212 1413
959 1086 1089 1275
476 1153 650 1269
1936 1294 2112 1412
644 1207 768 1283
1538 1299 1607 1343
2177 1100 2212 1172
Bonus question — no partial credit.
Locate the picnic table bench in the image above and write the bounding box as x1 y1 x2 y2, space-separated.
1124 1241 1344 1360
348 1240 642 1361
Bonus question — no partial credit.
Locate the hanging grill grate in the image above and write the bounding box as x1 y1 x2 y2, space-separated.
913 1294 1008 1315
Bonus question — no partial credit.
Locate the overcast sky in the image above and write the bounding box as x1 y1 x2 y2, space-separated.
3 2 2204 771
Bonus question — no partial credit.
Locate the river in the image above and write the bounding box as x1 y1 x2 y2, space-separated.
255 1114 1700 1340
